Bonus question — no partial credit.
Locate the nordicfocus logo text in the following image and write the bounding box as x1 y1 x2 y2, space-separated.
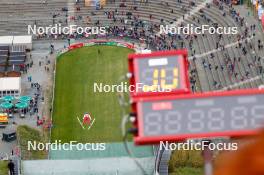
28 24 106 35
160 141 238 151
160 24 238 35
28 140 106 151
93 82 172 93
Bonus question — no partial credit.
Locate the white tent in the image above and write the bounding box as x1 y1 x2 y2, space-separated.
0 36 13 46
13 35 32 50
0 77 21 97
0 35 32 50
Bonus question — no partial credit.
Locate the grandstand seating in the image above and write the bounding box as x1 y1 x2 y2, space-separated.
0 0 263 92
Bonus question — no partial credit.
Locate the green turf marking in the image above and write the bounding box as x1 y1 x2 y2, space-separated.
52 46 134 143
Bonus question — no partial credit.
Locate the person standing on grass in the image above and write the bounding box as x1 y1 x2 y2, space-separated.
8 160 15 175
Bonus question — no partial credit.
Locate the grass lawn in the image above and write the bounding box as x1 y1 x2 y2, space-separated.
0 161 8 174
52 46 134 143
17 125 47 160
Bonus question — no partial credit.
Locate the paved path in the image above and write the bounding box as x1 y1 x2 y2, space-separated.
0 40 65 160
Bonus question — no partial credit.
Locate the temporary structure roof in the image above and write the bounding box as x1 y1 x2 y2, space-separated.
0 77 21 91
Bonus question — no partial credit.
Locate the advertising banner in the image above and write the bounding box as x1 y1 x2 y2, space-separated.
68 43 84 50
57 40 135 59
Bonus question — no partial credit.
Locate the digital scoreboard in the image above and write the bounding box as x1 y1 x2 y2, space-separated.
128 50 190 97
132 89 264 145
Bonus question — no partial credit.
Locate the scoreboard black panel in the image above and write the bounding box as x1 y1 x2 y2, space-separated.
133 89 264 145
128 50 190 97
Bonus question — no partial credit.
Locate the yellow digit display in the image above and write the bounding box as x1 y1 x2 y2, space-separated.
143 68 179 92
